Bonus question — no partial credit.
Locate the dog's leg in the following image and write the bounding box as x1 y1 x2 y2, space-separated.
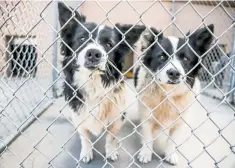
105 118 124 161
78 128 94 163
138 121 154 164
164 122 181 165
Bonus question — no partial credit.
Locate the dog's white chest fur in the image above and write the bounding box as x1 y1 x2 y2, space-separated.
72 68 125 136
74 68 104 100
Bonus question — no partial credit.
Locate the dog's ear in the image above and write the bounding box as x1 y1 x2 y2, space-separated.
109 24 145 71
58 2 86 28
115 24 146 46
114 24 161 54
189 24 214 54
186 31 190 36
58 2 86 56
115 24 145 56
112 24 146 63
139 27 162 51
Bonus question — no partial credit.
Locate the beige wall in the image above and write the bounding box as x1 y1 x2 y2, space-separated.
80 1 172 32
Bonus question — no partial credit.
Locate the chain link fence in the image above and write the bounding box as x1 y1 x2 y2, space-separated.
1 1 235 168
0 1 55 151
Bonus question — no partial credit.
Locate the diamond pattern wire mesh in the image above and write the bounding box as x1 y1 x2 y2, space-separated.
0 1 54 151
0 1 235 168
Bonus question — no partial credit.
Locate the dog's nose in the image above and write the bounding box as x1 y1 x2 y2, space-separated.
85 49 102 62
167 68 180 80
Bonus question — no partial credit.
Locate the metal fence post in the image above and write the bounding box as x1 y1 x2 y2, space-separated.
52 0 58 98
228 15 235 104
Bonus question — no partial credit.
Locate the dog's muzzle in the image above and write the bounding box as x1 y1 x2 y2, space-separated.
166 68 181 84
84 48 102 69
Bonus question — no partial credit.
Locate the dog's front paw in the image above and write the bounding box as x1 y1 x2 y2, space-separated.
106 143 119 161
80 149 93 164
138 147 152 164
165 153 179 165
106 150 119 161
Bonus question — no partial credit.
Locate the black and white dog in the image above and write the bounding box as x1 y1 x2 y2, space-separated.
134 25 214 165
58 2 145 163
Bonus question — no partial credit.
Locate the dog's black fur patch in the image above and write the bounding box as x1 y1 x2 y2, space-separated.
58 2 145 112
121 112 126 121
62 56 85 111
134 66 140 88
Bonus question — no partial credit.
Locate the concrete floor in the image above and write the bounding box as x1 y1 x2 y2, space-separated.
1 80 235 168
0 78 53 146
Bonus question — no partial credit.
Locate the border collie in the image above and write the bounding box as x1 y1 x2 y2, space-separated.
134 25 214 165
58 2 145 163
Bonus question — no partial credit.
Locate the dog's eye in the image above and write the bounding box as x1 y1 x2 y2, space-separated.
183 57 189 62
107 42 113 48
80 37 85 42
160 55 167 60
